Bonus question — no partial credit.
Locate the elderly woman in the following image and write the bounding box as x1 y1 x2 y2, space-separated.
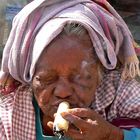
0 0 140 140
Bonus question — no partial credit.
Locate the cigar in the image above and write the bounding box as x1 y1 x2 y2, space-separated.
53 101 70 138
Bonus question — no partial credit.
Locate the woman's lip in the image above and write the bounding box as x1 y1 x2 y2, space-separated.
52 100 77 108
52 100 69 106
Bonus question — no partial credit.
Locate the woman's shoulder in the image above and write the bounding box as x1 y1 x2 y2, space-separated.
0 85 31 105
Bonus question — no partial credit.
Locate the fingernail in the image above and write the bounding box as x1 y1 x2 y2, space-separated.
61 112 72 121
61 112 68 117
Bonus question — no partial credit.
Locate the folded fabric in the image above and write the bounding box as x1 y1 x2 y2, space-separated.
111 117 140 130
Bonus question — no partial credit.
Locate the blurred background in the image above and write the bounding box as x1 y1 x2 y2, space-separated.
109 0 140 45
0 0 32 59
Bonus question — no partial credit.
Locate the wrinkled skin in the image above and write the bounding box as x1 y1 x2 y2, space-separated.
32 34 123 140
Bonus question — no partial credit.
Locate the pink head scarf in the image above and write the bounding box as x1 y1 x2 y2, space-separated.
0 0 139 95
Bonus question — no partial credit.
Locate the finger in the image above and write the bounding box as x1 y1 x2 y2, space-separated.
61 112 90 130
53 113 56 118
66 129 83 140
62 108 96 119
47 121 53 129
65 108 103 120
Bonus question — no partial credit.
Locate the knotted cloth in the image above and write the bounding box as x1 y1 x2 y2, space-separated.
0 0 139 94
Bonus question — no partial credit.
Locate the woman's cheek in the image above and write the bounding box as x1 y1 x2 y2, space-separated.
38 90 50 104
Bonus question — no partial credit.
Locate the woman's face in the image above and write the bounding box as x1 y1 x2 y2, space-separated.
32 34 99 120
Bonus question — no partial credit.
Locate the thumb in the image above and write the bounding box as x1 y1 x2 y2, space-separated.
47 121 54 129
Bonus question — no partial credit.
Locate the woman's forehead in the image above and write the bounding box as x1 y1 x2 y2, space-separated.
35 35 96 74
37 35 93 64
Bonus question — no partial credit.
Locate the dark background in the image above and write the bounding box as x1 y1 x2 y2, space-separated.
109 0 140 45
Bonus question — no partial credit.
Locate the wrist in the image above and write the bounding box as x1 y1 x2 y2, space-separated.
108 126 124 140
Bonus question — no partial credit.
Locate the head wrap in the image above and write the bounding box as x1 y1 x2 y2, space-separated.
0 0 139 95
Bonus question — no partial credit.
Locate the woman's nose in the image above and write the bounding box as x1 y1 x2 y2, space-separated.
54 78 73 99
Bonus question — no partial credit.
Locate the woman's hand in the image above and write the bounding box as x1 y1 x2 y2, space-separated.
61 108 123 140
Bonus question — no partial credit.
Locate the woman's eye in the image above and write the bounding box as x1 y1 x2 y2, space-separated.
74 74 92 81
34 75 58 85
73 75 80 80
45 79 56 85
44 76 58 85
73 74 93 88
85 74 92 80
